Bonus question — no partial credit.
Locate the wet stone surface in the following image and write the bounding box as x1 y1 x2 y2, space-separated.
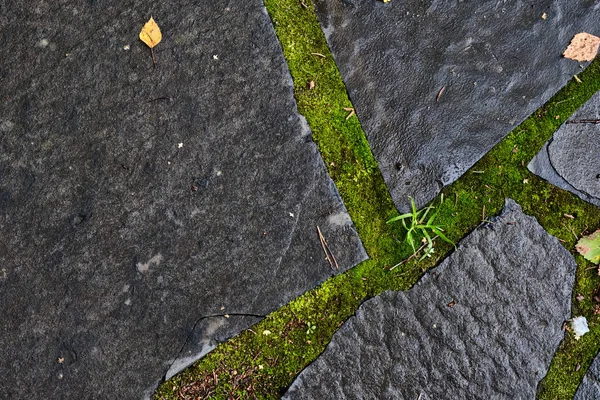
0 1 366 398
314 0 600 211
284 199 576 399
529 90 600 207
575 350 600 400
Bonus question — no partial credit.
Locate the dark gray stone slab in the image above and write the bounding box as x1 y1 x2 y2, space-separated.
529 91 600 207
0 2 366 399
284 199 575 399
575 351 600 400
314 0 600 211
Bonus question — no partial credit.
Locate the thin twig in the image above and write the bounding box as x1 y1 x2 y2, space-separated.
343 107 355 120
147 96 171 103
151 47 156 68
436 86 445 102
317 226 339 270
390 238 437 271
481 205 485 222
310 52 326 58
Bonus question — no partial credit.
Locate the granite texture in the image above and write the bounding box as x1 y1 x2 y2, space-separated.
284 199 576 399
0 2 366 398
575 350 600 400
314 0 600 211
529 91 600 207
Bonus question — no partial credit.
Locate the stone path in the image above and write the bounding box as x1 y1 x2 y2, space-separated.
529 90 600 207
3 1 600 399
284 200 576 399
314 0 600 211
0 2 366 398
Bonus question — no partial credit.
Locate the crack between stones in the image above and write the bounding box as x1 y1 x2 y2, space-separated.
545 136 600 203
160 312 266 384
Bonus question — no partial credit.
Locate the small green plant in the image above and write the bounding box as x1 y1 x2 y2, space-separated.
305 322 317 336
387 195 455 261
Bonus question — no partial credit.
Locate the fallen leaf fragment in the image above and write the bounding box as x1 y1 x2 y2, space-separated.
139 17 162 67
563 32 600 62
571 316 590 340
576 229 600 265
308 80 315 90
576 293 585 301
541 12 547 20
139 17 162 48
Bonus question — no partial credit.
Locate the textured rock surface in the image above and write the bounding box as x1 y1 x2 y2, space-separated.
529 91 600 207
285 199 576 400
574 351 600 400
314 0 600 211
0 2 366 399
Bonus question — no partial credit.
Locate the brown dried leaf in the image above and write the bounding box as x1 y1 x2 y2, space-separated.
563 32 600 62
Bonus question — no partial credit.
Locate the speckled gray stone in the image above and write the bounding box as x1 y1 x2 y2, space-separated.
284 199 575 400
574 351 600 400
529 91 600 207
0 2 366 399
314 0 600 211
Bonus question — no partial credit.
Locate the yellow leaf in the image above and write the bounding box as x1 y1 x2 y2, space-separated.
139 17 162 49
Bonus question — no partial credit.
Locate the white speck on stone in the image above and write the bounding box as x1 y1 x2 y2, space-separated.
0 120 15 132
178 142 183 148
289 212 294 217
123 44 130 51
58 372 63 379
37 39 49 48
124 298 132 306
571 316 589 340
328 211 353 227
216 170 222 176
136 254 163 273
122 284 130 293
167 161 171 165
213 55 219 60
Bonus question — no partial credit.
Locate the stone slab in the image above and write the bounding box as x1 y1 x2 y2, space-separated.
529 91 600 207
284 199 576 399
314 0 600 211
574 350 600 400
0 2 367 398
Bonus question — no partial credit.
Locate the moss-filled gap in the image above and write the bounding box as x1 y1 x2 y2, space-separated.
154 0 600 398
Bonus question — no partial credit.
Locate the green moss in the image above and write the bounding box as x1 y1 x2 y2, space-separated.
154 0 600 398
